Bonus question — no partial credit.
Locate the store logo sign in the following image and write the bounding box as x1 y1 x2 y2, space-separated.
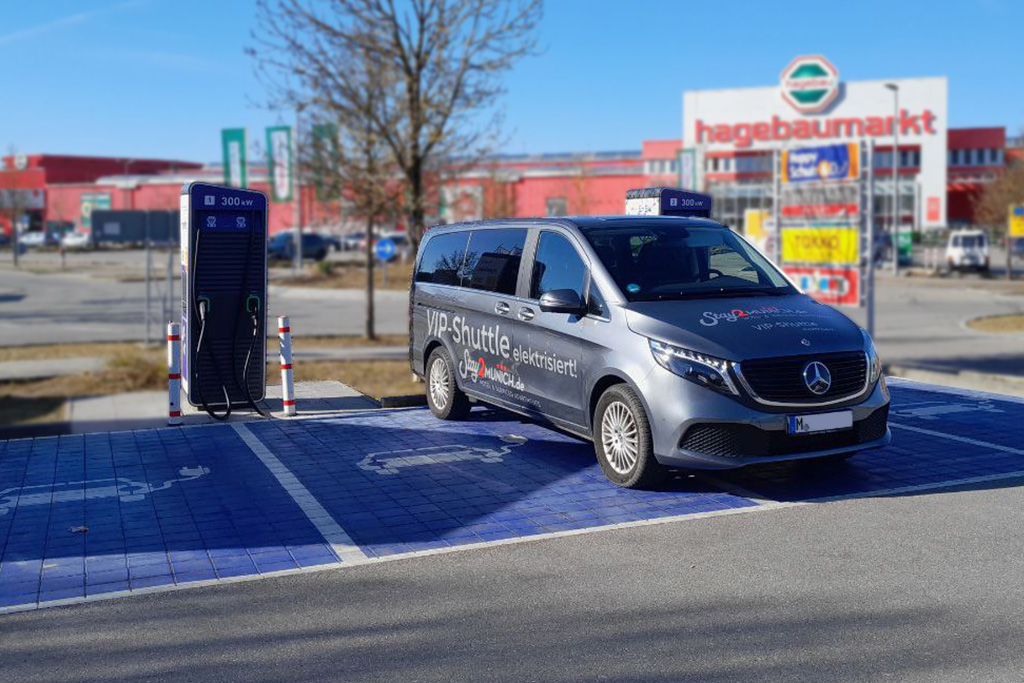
781 56 839 113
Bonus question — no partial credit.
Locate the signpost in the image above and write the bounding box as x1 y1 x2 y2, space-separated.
777 141 873 333
375 236 396 286
1008 204 1024 281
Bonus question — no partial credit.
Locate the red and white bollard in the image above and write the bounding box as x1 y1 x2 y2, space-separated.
278 316 297 416
167 322 182 426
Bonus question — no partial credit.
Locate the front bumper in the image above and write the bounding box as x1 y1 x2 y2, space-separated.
640 367 891 470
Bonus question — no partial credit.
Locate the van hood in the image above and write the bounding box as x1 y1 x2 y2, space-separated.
623 294 864 360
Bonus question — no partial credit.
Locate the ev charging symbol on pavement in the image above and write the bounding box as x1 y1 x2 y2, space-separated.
357 435 528 475
0 466 211 517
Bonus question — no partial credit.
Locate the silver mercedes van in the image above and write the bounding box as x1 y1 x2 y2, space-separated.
409 204 890 487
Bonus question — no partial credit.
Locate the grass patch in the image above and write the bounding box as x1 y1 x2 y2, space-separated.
277 261 414 291
285 359 422 400
0 335 409 362
967 314 1024 334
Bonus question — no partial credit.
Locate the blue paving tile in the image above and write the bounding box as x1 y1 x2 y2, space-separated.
5 381 1023 614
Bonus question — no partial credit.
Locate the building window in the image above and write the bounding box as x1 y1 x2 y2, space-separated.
545 197 567 217
994 149 1004 165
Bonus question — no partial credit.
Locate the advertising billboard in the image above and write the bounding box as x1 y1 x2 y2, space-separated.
781 143 859 183
785 266 860 307
781 226 860 265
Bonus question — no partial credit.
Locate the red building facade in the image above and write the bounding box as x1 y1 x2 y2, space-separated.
1 130 1014 239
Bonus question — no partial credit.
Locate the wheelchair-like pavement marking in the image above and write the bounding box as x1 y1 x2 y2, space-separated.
1 378 1022 614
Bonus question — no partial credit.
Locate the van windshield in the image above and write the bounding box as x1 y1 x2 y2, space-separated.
955 234 985 248
583 225 794 302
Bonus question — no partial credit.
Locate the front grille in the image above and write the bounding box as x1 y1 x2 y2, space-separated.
679 404 889 459
737 351 867 404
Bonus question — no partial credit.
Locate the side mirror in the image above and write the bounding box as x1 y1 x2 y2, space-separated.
538 289 585 314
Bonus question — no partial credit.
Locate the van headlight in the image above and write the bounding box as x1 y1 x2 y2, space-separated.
649 339 738 396
863 330 882 384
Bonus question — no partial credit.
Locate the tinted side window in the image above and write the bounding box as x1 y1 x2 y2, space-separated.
462 228 527 295
587 282 606 317
415 231 470 286
531 232 586 300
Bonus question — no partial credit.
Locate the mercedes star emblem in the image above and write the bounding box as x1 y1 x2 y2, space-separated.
803 361 832 395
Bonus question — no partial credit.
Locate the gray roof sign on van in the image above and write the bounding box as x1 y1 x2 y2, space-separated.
625 187 713 218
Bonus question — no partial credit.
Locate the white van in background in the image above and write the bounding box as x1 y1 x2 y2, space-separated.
946 229 989 272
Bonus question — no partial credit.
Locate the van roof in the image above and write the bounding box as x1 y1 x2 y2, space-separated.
427 215 728 233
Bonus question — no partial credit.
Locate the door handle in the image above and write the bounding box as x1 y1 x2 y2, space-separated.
518 307 535 321
494 301 510 315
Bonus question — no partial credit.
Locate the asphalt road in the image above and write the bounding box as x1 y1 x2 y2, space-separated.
2 478 1022 682
1 249 1024 375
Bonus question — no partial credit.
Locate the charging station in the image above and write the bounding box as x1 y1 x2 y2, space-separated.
180 182 268 418
625 187 713 218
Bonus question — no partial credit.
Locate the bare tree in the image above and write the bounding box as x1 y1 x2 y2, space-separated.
0 148 28 268
973 161 1024 228
250 0 542 247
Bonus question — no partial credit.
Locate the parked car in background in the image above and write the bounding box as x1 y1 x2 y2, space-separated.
61 231 92 250
946 229 989 272
18 231 56 248
319 232 343 252
341 232 366 252
267 231 329 262
1012 238 1024 259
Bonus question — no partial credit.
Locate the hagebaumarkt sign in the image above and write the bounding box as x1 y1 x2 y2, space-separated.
781 55 839 113
682 60 948 227
782 143 859 183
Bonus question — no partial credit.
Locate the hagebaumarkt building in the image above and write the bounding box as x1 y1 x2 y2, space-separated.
682 55 1009 232
0 55 1018 239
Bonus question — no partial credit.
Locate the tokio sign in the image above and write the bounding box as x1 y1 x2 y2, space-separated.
782 143 859 183
781 226 860 265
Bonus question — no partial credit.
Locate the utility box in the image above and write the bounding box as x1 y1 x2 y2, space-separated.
625 187 713 218
180 182 268 413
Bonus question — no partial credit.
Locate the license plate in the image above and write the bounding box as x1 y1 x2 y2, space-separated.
788 410 853 435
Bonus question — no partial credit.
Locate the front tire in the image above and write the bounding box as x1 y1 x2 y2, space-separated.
425 348 470 420
593 384 663 488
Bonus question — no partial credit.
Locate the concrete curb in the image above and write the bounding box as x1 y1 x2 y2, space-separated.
885 364 1024 399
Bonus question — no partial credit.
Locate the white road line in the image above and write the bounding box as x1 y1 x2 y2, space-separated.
231 423 367 563
889 421 1024 455
0 498 800 616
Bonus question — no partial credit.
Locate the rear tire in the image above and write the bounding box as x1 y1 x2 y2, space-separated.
593 384 663 488
425 348 470 420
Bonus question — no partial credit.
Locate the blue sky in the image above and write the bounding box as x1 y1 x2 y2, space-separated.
2 0 1022 162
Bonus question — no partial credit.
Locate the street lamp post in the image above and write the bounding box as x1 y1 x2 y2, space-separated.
885 83 899 277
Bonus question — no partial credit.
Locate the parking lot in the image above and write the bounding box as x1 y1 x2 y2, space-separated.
0 377 1021 613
